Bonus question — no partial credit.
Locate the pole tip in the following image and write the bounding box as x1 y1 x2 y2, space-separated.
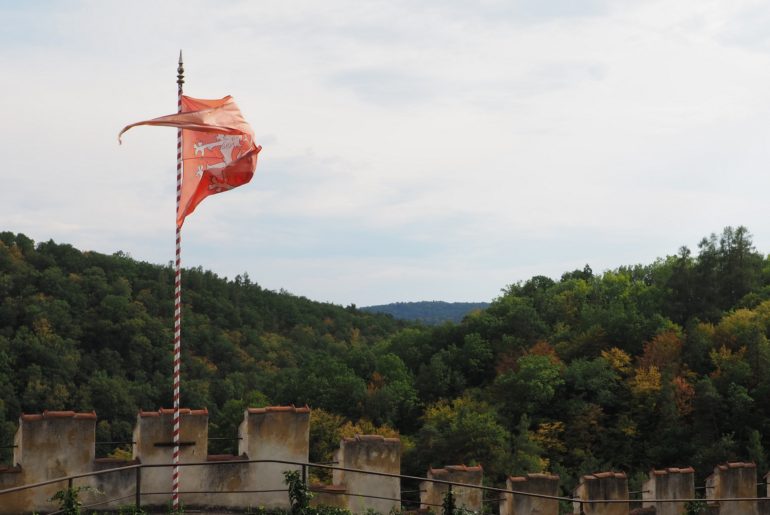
177 50 184 87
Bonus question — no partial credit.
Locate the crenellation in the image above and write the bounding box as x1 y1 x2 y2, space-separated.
1 409 769 514
420 464 483 512
641 466 694 515
500 472 559 515
133 407 209 508
237 404 310 509
573 471 629 515
706 461 758 515
333 434 401 514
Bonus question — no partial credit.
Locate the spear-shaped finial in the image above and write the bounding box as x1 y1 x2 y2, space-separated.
177 50 184 88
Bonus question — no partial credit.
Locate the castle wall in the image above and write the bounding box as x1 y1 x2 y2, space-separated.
573 471 629 515
2 409 770 515
642 467 694 515
333 435 401 514
132 408 209 507
237 405 310 509
706 462 758 515
420 465 483 512
500 473 559 515
0 411 96 514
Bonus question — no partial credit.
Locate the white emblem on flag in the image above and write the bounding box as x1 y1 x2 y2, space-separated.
193 134 246 191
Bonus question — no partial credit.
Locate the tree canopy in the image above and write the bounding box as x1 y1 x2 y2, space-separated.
2 226 770 493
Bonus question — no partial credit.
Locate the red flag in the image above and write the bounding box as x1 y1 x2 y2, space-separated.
119 95 261 227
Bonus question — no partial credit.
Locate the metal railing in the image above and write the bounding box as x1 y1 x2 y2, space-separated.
1 458 769 513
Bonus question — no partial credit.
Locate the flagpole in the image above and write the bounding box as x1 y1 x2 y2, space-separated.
172 50 184 511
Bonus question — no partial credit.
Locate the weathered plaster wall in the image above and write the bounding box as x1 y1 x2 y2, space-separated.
2 411 97 513
420 465 483 512
706 462 758 515
641 467 694 515
238 405 310 509
500 473 559 515
573 471 629 515
333 435 401 514
133 408 209 507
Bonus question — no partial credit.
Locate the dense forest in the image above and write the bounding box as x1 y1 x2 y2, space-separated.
1 226 770 496
361 301 490 325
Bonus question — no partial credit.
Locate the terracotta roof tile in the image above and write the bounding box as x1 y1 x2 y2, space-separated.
341 434 400 445
727 461 755 469
527 472 559 481
657 467 694 474
446 464 483 472
140 408 208 418
21 411 96 421
587 471 626 480
247 405 310 414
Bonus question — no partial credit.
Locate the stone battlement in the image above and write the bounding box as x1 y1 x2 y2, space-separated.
2 409 770 514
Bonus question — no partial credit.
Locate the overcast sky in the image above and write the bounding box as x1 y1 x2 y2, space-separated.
3 0 770 306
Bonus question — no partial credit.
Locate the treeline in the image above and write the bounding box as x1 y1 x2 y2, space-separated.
1 227 770 496
361 301 490 325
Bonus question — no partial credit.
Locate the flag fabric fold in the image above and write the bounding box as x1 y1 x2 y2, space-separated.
120 95 261 227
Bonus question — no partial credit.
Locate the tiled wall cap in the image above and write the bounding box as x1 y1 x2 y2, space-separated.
726 461 755 469
139 408 208 417
21 411 96 421
593 471 626 479
527 472 559 481
445 464 483 472
247 405 310 414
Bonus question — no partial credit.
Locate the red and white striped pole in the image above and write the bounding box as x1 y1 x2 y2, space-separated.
172 50 184 511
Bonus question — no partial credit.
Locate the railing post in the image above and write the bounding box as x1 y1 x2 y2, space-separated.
135 465 142 510
302 463 308 485
68 477 73 492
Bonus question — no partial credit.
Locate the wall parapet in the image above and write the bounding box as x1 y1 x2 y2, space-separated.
3 411 770 515
500 472 560 515
573 471 629 515
421 464 483 512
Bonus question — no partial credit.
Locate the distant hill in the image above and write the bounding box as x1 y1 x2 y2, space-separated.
361 301 490 324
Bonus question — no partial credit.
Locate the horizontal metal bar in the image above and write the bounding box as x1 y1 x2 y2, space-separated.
141 488 289 495
3 458 768 506
154 441 196 447
207 437 243 440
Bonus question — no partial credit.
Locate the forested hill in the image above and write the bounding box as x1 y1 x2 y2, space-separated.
361 301 490 324
2 226 770 495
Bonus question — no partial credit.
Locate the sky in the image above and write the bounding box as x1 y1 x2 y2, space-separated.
3 0 770 307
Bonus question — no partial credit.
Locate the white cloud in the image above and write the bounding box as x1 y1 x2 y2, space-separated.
3 0 770 305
